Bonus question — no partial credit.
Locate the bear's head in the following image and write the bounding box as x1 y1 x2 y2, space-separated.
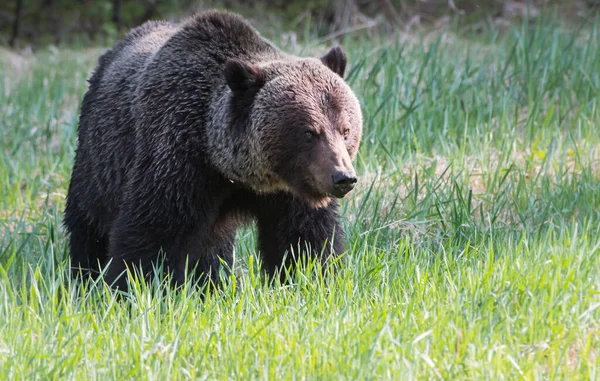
224 46 363 208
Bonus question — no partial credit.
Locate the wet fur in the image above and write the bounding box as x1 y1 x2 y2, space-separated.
64 10 362 290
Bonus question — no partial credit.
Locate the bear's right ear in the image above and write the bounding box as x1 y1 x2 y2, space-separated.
321 46 347 78
224 59 265 93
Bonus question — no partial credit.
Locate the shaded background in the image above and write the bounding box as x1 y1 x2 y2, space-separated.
2 0 599 48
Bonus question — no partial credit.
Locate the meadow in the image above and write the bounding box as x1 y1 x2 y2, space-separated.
0 14 599 380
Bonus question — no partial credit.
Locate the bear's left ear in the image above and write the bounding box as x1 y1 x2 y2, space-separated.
320 46 347 78
224 59 265 93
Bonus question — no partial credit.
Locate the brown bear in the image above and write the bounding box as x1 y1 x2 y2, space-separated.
64 10 363 291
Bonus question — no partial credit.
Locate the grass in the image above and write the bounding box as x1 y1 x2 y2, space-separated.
1 13 599 380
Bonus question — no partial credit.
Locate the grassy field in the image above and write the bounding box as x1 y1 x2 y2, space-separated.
1 15 599 380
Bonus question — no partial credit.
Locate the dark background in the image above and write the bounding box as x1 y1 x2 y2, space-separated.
2 0 599 48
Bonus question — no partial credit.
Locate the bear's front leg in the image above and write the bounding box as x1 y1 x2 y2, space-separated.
104 216 177 291
167 225 237 289
254 193 345 281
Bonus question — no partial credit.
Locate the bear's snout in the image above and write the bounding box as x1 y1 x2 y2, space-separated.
330 170 357 198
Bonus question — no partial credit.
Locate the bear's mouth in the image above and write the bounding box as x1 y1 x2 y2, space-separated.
329 189 352 199
308 180 354 200
298 179 337 208
299 191 333 209
278 173 336 208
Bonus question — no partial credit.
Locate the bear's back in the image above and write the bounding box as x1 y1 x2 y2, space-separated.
174 10 279 61
80 19 179 139
71 20 180 231
99 20 179 98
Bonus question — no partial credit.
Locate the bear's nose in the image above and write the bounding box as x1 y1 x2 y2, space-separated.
331 171 357 197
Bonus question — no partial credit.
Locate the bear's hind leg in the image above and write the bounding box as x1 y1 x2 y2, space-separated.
64 213 108 281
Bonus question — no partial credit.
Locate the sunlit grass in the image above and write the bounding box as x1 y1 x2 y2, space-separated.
0 14 599 380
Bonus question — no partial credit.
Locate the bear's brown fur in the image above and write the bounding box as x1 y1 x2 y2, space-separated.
64 10 363 290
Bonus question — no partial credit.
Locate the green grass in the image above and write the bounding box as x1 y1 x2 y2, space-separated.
1 15 599 380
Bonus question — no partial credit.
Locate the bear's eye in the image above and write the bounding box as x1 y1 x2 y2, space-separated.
304 130 317 138
343 128 350 138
